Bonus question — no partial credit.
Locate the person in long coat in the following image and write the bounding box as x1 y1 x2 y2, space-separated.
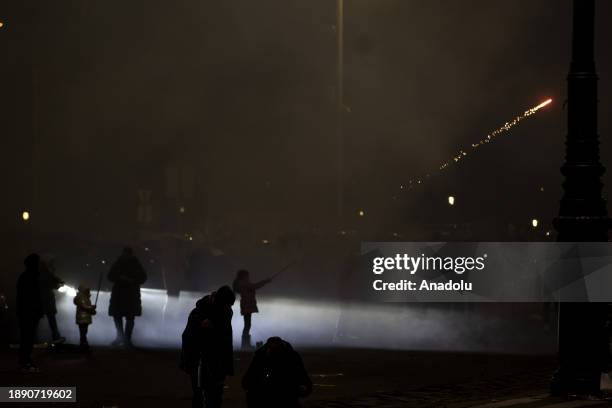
232 270 273 349
108 247 147 348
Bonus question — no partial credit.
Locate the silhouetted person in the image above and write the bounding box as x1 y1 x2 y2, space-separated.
74 284 96 351
181 286 235 408
16 254 44 372
242 336 312 408
108 247 147 348
0 292 9 348
39 255 65 343
233 270 272 349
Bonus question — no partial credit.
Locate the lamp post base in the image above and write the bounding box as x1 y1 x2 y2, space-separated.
550 302 609 397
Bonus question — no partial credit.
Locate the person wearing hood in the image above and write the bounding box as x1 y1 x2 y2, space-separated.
107 247 147 348
180 285 235 408
242 336 312 408
73 284 96 350
16 254 44 372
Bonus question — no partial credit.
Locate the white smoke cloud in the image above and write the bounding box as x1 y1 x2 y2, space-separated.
48 289 554 353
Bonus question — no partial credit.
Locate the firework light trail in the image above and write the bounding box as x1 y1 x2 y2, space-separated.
404 98 553 189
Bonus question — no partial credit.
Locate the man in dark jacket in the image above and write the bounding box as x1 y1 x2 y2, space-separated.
0 292 9 348
39 255 65 343
181 286 235 408
242 337 312 408
17 254 44 371
108 247 147 348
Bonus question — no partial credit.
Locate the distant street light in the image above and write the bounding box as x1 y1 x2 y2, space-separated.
531 218 539 228
22 211 30 221
448 196 455 206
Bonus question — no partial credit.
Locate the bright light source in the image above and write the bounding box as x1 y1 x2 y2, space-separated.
358 210 365 217
532 219 539 228
21 211 30 221
262 239 269 245
58 284 77 297
448 196 455 206
0 22 4 29
179 206 185 214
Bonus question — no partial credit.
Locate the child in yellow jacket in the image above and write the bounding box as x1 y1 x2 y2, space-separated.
73 284 96 350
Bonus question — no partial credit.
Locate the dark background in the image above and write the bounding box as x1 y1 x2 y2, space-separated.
0 1 611 288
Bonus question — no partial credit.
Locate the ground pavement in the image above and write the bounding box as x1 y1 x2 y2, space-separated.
0 346 610 407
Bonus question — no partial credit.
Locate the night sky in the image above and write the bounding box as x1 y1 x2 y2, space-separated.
1 0 612 243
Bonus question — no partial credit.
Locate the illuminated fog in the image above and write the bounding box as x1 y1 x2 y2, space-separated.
45 287 554 353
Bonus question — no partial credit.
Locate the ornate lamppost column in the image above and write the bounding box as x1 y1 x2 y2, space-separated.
552 0 611 396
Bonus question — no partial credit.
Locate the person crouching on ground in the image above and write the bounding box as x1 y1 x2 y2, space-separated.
180 285 235 408
242 336 312 408
73 284 96 350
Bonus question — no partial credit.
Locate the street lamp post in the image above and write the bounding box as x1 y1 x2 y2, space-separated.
552 0 611 396
336 0 345 226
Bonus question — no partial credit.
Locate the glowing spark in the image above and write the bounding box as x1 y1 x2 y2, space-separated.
404 98 553 189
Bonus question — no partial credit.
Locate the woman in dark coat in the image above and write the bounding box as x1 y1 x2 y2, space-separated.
108 247 147 348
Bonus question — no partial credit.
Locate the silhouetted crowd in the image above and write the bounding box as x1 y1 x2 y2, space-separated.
9 249 312 408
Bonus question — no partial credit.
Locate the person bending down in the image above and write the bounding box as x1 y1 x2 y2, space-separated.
242 336 312 408
180 286 235 408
